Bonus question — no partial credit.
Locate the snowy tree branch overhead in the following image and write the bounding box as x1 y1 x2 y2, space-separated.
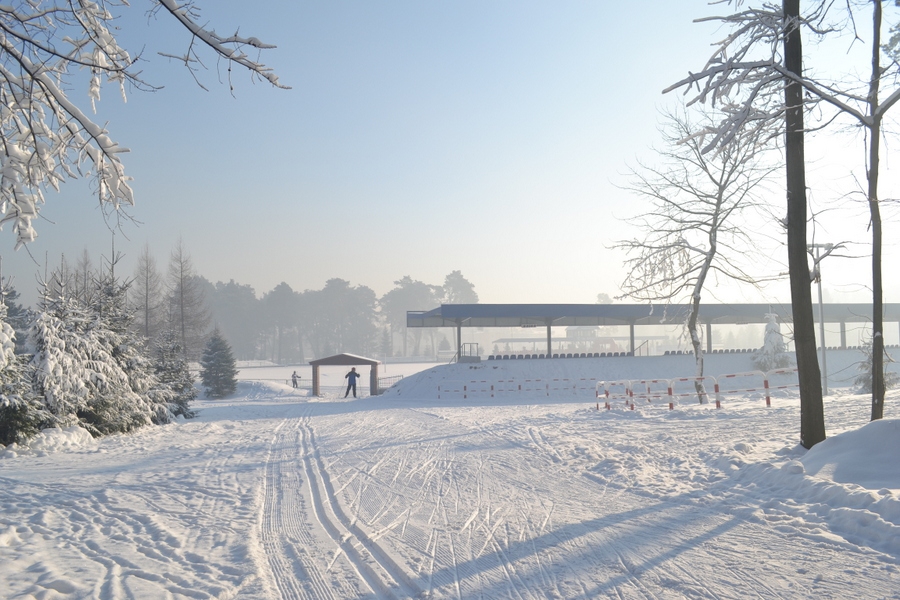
0 0 286 250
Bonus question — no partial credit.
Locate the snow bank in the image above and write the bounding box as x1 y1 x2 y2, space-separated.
801 418 900 490
0 426 94 458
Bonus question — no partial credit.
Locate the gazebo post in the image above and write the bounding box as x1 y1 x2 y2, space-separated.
370 364 379 396
312 364 320 396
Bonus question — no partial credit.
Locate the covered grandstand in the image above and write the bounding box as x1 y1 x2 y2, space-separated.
407 303 900 359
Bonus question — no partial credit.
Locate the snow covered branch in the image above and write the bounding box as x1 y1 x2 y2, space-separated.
155 0 288 91
0 1 286 249
616 109 779 307
665 1 900 152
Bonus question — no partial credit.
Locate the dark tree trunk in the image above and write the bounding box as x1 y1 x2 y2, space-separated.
784 0 825 448
869 0 885 420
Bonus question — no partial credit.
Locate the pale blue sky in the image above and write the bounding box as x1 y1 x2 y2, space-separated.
3 1 899 311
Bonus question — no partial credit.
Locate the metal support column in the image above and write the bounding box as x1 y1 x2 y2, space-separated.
547 323 552 358
629 322 635 356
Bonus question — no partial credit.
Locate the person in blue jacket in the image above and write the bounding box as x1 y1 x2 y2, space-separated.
344 367 361 398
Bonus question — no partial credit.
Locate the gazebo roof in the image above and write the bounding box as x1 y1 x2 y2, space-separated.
308 353 380 367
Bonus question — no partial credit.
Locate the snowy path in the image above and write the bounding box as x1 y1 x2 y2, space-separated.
305 397 900 599
2 378 900 598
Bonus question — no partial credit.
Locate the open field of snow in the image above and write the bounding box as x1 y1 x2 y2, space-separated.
2 358 900 599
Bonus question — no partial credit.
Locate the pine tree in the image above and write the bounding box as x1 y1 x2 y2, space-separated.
88 269 170 428
153 329 197 418
28 266 166 437
200 329 238 399
753 313 793 372
166 240 211 360
855 339 900 394
0 279 32 353
28 293 96 427
131 244 165 342
0 292 47 446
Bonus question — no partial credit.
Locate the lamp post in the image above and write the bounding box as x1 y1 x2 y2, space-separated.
808 243 833 395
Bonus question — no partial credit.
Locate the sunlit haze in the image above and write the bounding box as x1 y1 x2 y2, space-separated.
2 0 900 309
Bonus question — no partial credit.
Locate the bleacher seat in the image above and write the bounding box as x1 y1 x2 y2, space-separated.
488 355 495 360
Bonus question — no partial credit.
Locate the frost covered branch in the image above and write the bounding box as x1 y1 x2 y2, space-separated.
0 1 286 249
155 0 287 91
616 109 779 306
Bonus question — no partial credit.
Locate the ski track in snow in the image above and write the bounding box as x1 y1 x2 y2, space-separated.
2 374 900 598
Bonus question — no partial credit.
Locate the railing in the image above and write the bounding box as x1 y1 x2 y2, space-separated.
377 375 403 393
596 368 800 410
241 377 312 389
437 376 602 399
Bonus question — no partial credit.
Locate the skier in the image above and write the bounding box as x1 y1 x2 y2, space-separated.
344 367 361 398
291 371 298 388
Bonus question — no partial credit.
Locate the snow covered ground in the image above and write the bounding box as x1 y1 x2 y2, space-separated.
2 358 900 599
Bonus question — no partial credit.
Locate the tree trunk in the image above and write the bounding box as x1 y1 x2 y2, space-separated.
784 0 825 448
687 292 708 404
869 0 885 420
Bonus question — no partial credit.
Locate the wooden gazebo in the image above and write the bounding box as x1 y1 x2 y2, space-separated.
308 353 380 397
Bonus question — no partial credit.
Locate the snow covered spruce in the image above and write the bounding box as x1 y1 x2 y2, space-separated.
199 328 238 399
0 269 198 447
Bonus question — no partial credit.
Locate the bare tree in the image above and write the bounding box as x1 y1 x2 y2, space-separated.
132 244 164 342
73 248 95 305
667 1 900 431
616 109 778 402
664 1 830 446
166 239 210 359
0 1 287 249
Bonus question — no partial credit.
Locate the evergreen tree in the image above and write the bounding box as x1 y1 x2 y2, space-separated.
0 292 47 446
200 329 238 399
753 313 793 372
28 293 96 427
855 339 900 394
131 244 165 342
89 268 170 428
166 240 211 360
0 278 33 353
28 267 165 437
153 329 197 418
